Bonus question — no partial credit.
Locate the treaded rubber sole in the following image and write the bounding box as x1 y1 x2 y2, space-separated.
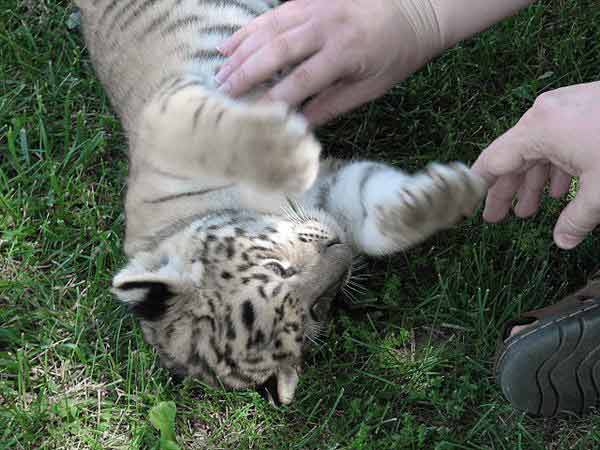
496 301 600 416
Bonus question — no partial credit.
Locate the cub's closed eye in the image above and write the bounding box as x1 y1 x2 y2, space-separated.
264 262 297 279
326 238 342 248
264 262 285 276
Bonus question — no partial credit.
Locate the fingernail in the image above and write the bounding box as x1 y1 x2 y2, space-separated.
218 81 232 94
555 233 580 249
216 44 230 55
215 66 230 84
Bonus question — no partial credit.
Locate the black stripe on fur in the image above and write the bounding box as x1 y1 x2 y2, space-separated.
119 281 175 320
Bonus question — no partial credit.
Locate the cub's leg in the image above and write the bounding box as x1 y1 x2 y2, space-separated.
309 160 486 255
134 78 320 193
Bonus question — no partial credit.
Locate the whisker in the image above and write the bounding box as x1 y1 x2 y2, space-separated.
305 333 325 348
351 256 368 268
305 321 328 343
350 262 369 270
346 284 368 296
342 286 360 304
280 204 303 224
315 329 327 339
314 323 327 336
347 278 367 288
307 321 325 334
344 283 366 296
349 273 372 281
305 334 317 346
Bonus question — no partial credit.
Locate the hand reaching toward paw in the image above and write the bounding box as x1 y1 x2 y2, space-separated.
471 82 600 250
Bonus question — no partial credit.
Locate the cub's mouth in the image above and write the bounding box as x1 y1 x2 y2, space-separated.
256 373 282 406
256 367 299 407
256 267 354 407
256 366 300 406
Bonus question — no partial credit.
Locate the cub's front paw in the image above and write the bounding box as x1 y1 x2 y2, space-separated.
376 162 486 249
226 102 321 194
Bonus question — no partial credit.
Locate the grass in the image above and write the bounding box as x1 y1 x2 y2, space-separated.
1 0 600 448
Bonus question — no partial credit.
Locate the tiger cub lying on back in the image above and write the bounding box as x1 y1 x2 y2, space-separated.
75 0 486 404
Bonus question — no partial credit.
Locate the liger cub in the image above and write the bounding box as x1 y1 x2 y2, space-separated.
75 0 486 404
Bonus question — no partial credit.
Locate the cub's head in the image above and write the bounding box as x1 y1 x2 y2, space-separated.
112 210 353 404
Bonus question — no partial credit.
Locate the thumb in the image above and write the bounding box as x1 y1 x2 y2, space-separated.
553 174 600 249
471 125 541 187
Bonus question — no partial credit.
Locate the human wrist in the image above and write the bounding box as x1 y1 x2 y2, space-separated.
393 0 445 66
430 0 535 49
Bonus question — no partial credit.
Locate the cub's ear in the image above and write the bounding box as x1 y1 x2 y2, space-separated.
112 258 187 321
112 276 176 321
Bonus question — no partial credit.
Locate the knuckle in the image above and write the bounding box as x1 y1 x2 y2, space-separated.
331 6 351 27
531 91 561 116
305 20 322 40
334 9 367 44
348 26 367 47
239 20 262 40
240 23 255 38
225 54 242 70
273 35 291 58
349 57 366 77
232 67 249 86
518 92 560 131
292 66 312 88
268 12 282 34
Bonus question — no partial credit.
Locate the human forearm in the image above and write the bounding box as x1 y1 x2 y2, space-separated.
431 0 536 49
389 0 536 80
216 0 537 125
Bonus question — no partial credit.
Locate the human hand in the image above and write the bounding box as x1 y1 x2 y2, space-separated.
471 82 600 249
215 0 443 125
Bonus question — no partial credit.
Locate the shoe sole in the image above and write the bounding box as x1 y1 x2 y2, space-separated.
496 300 600 416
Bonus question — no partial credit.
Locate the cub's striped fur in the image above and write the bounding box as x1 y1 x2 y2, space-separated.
76 0 486 404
